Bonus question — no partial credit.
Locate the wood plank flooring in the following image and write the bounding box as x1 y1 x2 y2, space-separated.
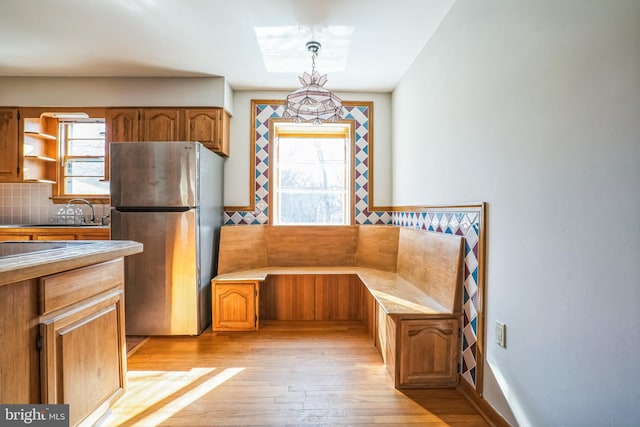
109 321 489 426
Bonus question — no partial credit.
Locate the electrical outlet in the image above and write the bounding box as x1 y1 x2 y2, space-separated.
495 321 506 348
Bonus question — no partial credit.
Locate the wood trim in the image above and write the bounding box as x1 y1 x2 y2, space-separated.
475 202 488 393
389 203 486 211
226 100 375 216
223 205 254 211
457 379 512 427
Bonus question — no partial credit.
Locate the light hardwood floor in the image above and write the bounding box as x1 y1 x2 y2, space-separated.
109 321 489 426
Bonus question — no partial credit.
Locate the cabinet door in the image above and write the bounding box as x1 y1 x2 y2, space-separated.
213 282 258 331
0 108 20 182
34 234 77 240
140 108 181 141
0 233 32 241
105 108 139 181
75 228 110 240
106 109 139 143
399 318 460 387
184 108 219 149
184 108 229 156
40 293 126 427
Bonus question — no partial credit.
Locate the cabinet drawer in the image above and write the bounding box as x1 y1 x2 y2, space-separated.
39 258 124 315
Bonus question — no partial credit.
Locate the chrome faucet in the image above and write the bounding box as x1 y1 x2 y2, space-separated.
67 198 95 223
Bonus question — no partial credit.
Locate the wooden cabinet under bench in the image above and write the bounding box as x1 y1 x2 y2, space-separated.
211 225 465 389
213 281 260 331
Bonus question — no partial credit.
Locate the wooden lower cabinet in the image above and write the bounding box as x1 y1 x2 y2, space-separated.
212 281 259 331
39 259 127 427
373 298 460 388
0 233 31 241
35 233 77 240
0 227 110 241
0 278 40 403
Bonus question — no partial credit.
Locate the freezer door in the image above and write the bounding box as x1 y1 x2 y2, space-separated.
110 141 198 208
112 208 201 335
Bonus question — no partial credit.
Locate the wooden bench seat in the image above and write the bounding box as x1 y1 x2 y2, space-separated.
215 266 450 316
211 225 464 388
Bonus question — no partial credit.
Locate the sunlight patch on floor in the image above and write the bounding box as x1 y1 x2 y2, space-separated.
110 367 244 426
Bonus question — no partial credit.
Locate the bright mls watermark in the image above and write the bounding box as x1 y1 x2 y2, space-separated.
0 405 69 427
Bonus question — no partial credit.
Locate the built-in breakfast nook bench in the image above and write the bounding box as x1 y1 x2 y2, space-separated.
212 225 464 389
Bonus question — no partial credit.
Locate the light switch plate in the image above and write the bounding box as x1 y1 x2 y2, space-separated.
495 321 506 348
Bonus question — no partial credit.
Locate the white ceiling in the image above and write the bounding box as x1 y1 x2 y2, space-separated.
0 0 454 92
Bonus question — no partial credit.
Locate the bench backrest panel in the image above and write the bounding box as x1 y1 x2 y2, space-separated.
217 225 464 314
217 225 268 274
355 225 398 272
396 227 464 313
265 225 359 266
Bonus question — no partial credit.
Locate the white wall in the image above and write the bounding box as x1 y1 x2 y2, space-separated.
0 76 227 107
226 90 392 208
392 1 640 426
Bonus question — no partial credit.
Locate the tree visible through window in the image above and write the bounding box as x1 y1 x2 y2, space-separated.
272 122 352 225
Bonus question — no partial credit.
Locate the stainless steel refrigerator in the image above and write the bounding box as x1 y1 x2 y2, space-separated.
110 141 224 336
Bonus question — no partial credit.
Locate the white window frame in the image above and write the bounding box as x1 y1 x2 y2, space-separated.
58 120 108 198
271 121 354 225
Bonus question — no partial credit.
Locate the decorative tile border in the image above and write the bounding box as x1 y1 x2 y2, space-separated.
224 100 391 225
392 205 486 391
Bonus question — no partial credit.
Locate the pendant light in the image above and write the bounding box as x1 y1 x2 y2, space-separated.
283 41 345 125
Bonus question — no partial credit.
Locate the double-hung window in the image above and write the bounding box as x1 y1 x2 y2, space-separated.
58 120 109 197
272 122 353 225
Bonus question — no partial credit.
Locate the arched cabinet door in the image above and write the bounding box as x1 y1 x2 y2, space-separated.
140 108 181 142
213 281 259 331
185 108 229 157
105 108 139 181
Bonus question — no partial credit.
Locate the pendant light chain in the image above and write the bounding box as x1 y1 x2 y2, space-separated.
311 49 317 74
283 40 345 124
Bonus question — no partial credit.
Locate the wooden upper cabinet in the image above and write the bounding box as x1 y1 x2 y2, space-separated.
102 107 229 168
184 108 229 157
140 108 181 141
0 108 20 182
106 109 139 143
105 108 139 181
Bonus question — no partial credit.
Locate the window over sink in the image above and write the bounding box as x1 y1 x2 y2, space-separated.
58 120 109 198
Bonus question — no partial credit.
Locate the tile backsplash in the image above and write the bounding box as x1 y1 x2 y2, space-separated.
0 183 109 224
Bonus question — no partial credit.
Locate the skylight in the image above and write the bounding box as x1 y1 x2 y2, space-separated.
255 25 353 73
